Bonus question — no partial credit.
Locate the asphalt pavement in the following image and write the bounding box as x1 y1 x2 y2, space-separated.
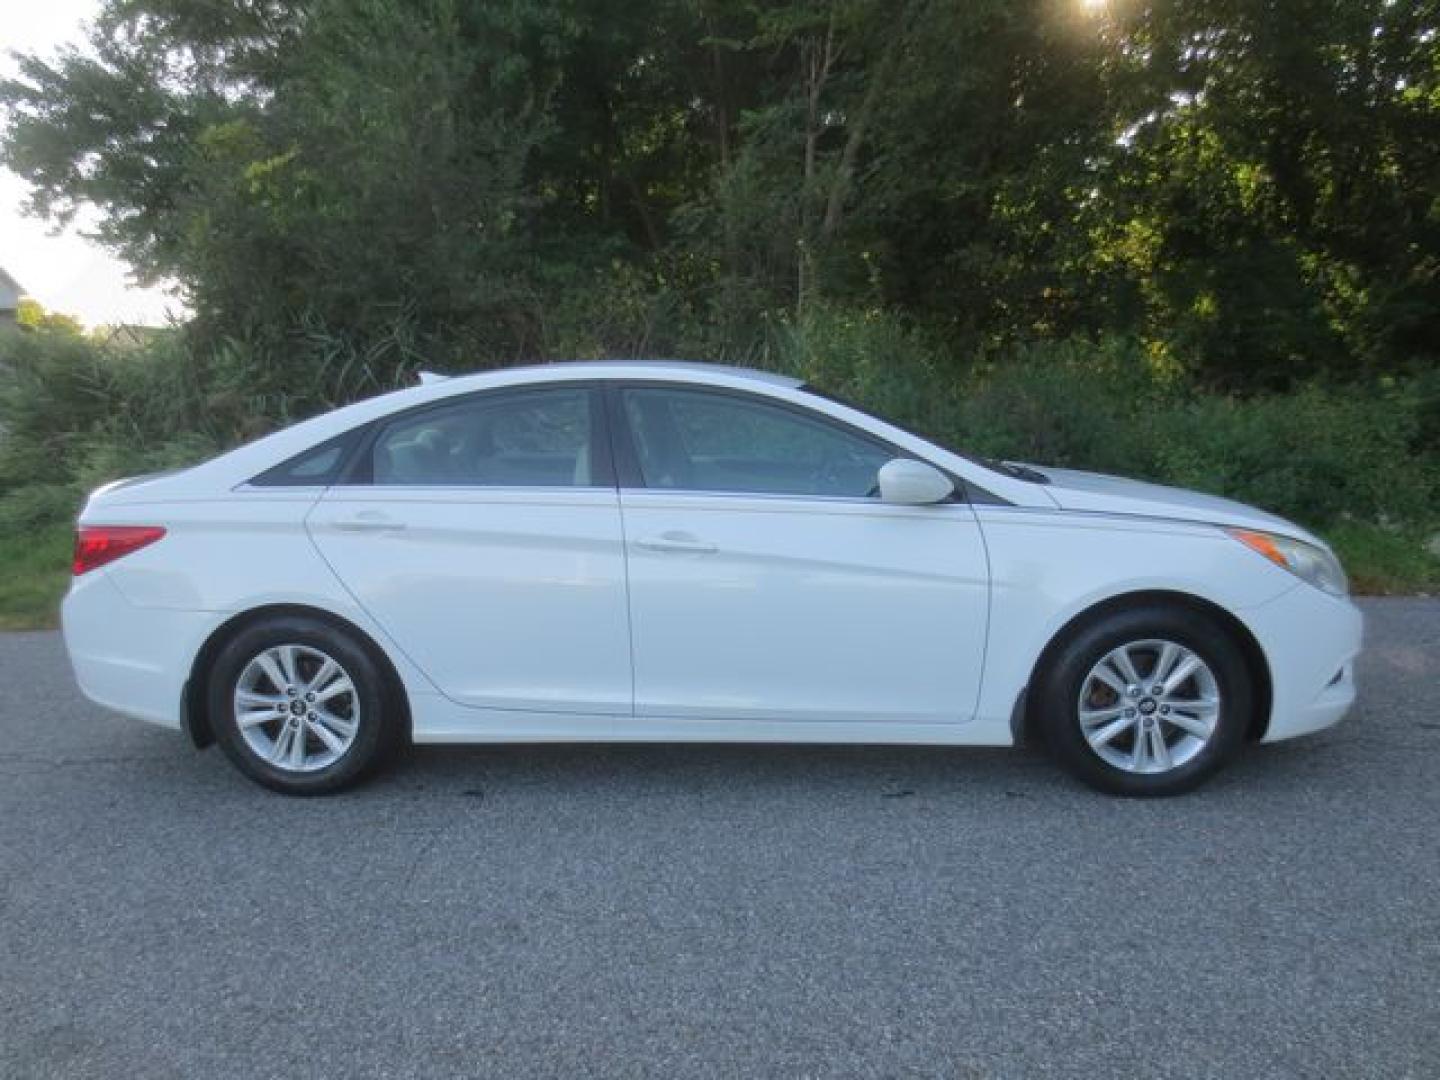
1 599 1437 1079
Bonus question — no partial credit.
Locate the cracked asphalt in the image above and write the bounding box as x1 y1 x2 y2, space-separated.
2 598 1437 1079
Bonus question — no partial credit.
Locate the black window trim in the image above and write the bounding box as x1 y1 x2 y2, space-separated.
602 380 971 505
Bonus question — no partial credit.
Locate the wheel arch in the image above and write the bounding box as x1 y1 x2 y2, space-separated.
181 603 413 749
1013 589 1273 746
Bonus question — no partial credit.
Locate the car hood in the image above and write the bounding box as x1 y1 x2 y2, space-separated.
1031 466 1325 546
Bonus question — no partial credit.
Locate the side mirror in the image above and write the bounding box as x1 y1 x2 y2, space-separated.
877 458 955 505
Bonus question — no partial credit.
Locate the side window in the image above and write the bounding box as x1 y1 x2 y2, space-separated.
250 432 358 487
371 388 596 487
621 387 892 498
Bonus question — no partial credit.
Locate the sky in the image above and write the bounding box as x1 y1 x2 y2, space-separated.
1 0 182 327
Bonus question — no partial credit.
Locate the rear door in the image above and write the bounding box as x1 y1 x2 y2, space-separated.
307 385 632 715
611 383 990 727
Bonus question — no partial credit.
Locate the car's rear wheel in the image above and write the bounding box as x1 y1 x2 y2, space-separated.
208 615 398 794
1035 605 1252 796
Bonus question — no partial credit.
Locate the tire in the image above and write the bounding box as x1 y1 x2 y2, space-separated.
1034 604 1253 796
207 615 400 794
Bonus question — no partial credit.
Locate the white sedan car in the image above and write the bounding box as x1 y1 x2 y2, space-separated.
62 362 1361 796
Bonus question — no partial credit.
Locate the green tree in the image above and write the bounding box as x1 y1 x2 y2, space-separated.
3 0 1437 382
15 299 84 336
1084 0 1440 383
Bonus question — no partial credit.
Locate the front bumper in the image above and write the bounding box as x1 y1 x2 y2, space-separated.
1242 583 1364 742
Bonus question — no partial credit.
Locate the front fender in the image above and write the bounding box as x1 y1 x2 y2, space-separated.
970 509 1296 742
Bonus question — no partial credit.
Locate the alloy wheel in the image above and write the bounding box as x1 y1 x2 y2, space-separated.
1076 639 1221 775
232 644 360 773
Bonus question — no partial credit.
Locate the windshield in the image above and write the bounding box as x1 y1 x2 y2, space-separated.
799 384 1047 483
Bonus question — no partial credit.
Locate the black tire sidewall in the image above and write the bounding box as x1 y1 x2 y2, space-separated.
1038 606 1253 796
208 616 392 795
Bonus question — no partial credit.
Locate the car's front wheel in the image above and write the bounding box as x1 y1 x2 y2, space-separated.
208 615 398 794
1035 605 1253 796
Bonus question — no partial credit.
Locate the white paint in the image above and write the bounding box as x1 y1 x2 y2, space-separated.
877 458 955 505
61 361 1363 761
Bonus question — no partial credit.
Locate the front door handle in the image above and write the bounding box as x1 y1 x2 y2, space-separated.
634 531 718 555
331 511 407 533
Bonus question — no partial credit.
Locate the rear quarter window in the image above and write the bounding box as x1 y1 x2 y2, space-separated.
249 432 360 487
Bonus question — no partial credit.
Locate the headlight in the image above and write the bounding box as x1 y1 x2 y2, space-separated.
1227 528 1348 597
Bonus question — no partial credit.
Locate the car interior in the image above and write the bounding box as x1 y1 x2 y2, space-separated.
623 389 890 498
367 384 890 496
374 396 592 487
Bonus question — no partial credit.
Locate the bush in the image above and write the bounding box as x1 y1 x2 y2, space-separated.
0 314 430 528
947 337 1172 478
755 305 962 432
0 329 216 530
727 312 1439 534
1148 384 1437 527
951 350 1435 530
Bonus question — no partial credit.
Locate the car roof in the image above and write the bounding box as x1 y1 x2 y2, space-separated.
430 360 804 391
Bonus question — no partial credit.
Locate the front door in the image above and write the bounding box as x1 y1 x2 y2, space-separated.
613 384 990 726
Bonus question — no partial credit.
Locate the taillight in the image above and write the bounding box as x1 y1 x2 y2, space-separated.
73 525 167 575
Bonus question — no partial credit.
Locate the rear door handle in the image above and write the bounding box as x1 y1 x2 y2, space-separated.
634 531 717 555
331 511 407 533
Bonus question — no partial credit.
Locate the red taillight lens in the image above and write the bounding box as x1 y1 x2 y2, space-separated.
73 525 167 575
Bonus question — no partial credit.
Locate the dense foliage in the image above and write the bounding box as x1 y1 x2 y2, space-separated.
0 1 1437 619
4 0 1439 379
